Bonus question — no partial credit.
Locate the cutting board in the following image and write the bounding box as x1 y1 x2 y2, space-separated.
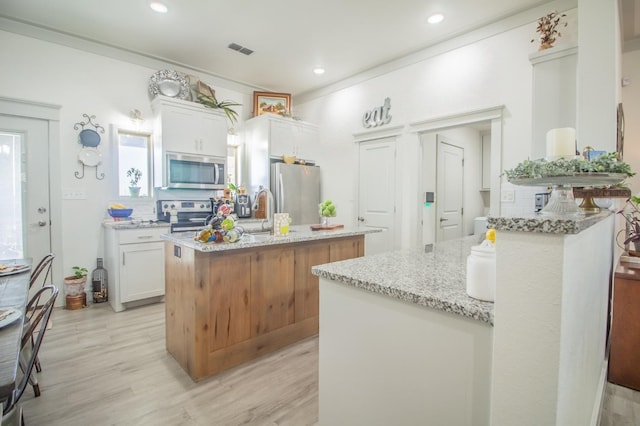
310 224 344 231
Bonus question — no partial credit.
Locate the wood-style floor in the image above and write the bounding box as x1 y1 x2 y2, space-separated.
20 302 318 425
18 301 638 425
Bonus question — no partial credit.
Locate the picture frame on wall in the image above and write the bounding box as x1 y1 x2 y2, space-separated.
253 91 291 117
617 102 625 160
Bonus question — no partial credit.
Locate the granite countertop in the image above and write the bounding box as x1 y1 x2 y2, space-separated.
312 236 494 325
102 219 170 229
487 210 611 235
161 225 381 252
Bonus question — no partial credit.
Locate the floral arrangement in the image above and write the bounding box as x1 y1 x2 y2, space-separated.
195 203 244 243
531 10 567 50
504 152 634 181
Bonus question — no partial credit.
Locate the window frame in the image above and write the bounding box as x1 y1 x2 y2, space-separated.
111 125 154 200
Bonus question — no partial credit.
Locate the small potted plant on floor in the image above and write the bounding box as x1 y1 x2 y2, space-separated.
64 266 87 295
126 167 142 197
64 266 88 309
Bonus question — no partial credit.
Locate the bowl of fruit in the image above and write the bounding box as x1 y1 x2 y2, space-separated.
108 204 133 219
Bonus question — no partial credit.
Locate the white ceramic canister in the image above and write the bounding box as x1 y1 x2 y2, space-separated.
466 240 496 302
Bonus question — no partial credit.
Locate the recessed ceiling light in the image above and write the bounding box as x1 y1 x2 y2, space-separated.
427 13 444 24
150 1 168 13
313 67 325 75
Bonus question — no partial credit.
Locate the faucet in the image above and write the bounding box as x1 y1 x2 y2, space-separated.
252 186 274 232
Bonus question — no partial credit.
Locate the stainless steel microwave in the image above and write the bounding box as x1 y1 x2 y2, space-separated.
163 152 226 190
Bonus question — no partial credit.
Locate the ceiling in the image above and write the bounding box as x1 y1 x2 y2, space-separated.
0 0 635 97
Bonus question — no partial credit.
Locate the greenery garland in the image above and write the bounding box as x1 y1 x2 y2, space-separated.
504 152 634 180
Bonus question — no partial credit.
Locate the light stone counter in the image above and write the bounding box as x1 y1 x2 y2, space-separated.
312 235 494 325
487 210 611 234
161 225 380 252
102 219 170 230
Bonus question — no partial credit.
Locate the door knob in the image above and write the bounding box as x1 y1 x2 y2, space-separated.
37 220 47 227
357 216 365 222
439 218 448 222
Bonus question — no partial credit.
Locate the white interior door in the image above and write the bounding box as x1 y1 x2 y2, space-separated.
436 137 464 241
358 138 396 255
0 115 51 280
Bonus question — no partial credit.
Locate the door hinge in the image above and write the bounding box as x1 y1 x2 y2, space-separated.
461 207 464 215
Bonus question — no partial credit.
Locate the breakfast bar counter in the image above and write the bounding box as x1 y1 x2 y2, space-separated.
162 225 378 381
312 211 615 426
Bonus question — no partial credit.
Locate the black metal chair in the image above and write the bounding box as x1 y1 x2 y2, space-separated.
3 285 58 425
25 253 55 379
29 253 55 290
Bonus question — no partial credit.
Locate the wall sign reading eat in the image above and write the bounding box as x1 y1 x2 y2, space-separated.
362 97 392 128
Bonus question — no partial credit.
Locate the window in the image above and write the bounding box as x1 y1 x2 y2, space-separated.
227 144 238 187
117 129 151 197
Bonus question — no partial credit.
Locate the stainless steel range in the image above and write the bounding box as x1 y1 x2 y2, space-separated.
157 200 212 233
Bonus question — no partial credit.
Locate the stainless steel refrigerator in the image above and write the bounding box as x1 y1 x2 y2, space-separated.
271 163 321 225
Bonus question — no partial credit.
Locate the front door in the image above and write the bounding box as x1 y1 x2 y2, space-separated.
358 138 396 255
0 115 52 287
436 137 464 241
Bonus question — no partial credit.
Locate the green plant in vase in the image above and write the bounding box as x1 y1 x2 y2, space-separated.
126 167 142 197
319 199 336 226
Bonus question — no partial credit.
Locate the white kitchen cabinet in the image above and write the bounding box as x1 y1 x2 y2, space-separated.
241 114 318 194
104 226 167 312
152 95 228 157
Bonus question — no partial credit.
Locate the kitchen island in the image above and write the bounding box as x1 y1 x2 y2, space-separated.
313 211 614 426
161 225 379 381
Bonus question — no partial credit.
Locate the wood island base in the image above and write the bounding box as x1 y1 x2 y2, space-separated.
164 235 364 381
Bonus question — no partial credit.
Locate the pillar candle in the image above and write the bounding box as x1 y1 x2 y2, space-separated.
546 127 576 158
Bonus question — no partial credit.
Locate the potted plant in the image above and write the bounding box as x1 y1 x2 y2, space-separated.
618 196 640 253
126 167 142 197
531 10 567 51
64 266 88 295
195 91 241 126
319 199 336 227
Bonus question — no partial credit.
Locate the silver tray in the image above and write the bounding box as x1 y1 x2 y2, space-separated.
148 70 191 100
509 173 627 187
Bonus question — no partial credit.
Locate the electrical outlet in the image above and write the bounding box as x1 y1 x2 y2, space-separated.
63 190 87 200
501 190 515 203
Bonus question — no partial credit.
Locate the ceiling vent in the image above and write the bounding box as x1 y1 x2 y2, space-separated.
228 43 254 56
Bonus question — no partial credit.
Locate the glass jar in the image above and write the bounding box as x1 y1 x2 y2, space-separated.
91 258 108 303
466 241 496 302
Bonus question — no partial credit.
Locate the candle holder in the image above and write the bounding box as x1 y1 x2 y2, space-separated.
542 184 581 216
509 173 627 216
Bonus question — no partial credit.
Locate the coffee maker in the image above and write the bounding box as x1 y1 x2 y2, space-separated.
236 193 252 218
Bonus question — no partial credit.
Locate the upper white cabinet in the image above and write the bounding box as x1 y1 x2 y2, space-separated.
241 114 318 193
152 95 228 158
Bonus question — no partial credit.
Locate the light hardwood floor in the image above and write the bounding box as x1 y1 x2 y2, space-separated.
20 302 318 426
19 301 638 425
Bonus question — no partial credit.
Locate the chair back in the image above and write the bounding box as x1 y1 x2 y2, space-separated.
29 253 55 290
4 285 58 413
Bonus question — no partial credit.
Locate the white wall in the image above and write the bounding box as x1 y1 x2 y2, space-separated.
0 30 253 295
295 17 552 249
622 49 640 194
